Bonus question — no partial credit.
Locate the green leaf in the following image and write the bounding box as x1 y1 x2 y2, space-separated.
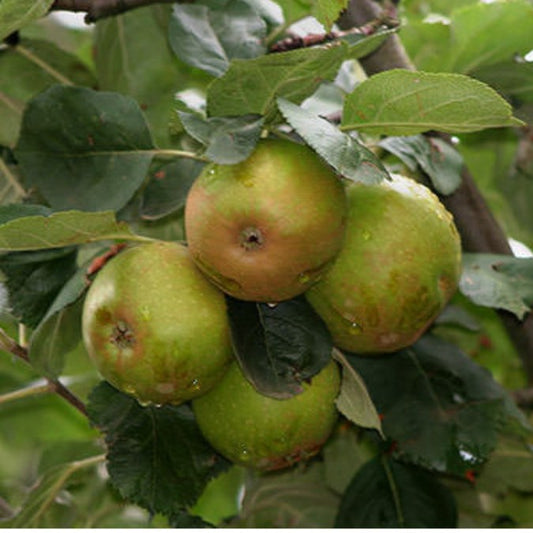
335 455 457 527
0 247 77 328
0 210 139 251
87 381 229 515
379 134 463 194
28 255 93 378
235 463 339 527
444 0 533 75
226 296 333 399
347 334 525 475
0 203 50 224
342 27 398 60
0 38 96 147
332 349 383 437
169 1 267 77
178 112 264 164
15 85 155 212
94 7 204 147
275 0 348 29
341 70 524 135
460 254 533 319
206 43 347 121
277 97 388 184
7 454 105 528
141 159 203 220
0 153 25 203
0 0 53 41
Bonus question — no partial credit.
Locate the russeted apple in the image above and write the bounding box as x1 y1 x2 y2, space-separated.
82 241 234 405
306 173 462 354
184 139 347 302
192 360 341 471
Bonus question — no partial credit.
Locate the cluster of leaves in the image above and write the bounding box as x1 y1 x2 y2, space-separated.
1 0 533 527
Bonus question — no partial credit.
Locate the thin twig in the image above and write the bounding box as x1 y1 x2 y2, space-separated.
0 327 88 417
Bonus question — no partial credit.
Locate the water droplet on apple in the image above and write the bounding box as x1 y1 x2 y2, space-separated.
362 229 372 241
348 322 363 335
188 378 201 391
137 398 152 407
298 272 310 284
123 384 137 396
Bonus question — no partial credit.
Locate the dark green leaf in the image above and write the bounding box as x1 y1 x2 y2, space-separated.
0 38 96 147
0 203 50 224
342 70 524 135
141 159 204 220
0 210 138 251
178 112 264 164
342 27 398 60
460 253 533 319
15 85 155 212
0 247 77 328
347 335 526 474
94 7 203 147
87 381 229 515
277 97 388 184
380 134 463 194
0 0 54 40
168 510 214 528
169 1 267 77
335 455 458 527
226 296 332 399
206 43 347 121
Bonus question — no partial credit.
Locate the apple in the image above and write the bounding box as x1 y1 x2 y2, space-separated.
192 360 341 471
184 139 347 302
82 241 234 405
306 173 462 354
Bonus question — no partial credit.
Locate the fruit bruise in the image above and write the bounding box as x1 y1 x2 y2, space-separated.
307 173 462 354
184 139 347 302
82 241 234 405
192 360 341 471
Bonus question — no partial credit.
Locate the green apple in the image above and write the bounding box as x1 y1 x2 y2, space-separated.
184 139 347 302
82 241 234 405
306 173 462 354
192 360 341 471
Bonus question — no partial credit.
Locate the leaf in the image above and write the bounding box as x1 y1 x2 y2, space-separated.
141 159 204 220
0 38 96 147
379 134 463 194
0 153 25 203
235 462 339 527
0 0 53 41
459 253 533 319
87 381 229 515
477 436 533 494
342 27 398 60
342 70 524 135
444 0 533 75
226 296 333 399
335 455 457 527
28 257 92 377
332 349 383 436
7 454 104 528
275 0 348 29
15 85 155 212
346 334 526 475
178 112 264 164
0 247 77 328
0 210 138 251
169 1 267 77
277 97 388 184
0 203 50 224
206 43 347 121
94 7 204 147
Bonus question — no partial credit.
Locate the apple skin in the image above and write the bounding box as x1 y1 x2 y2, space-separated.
192 360 341 471
82 241 234 405
184 139 347 302
306 173 462 354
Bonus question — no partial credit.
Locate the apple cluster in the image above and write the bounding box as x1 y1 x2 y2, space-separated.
82 138 461 471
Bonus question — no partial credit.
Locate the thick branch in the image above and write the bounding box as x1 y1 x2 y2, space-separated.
0 327 88 417
339 0 533 383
